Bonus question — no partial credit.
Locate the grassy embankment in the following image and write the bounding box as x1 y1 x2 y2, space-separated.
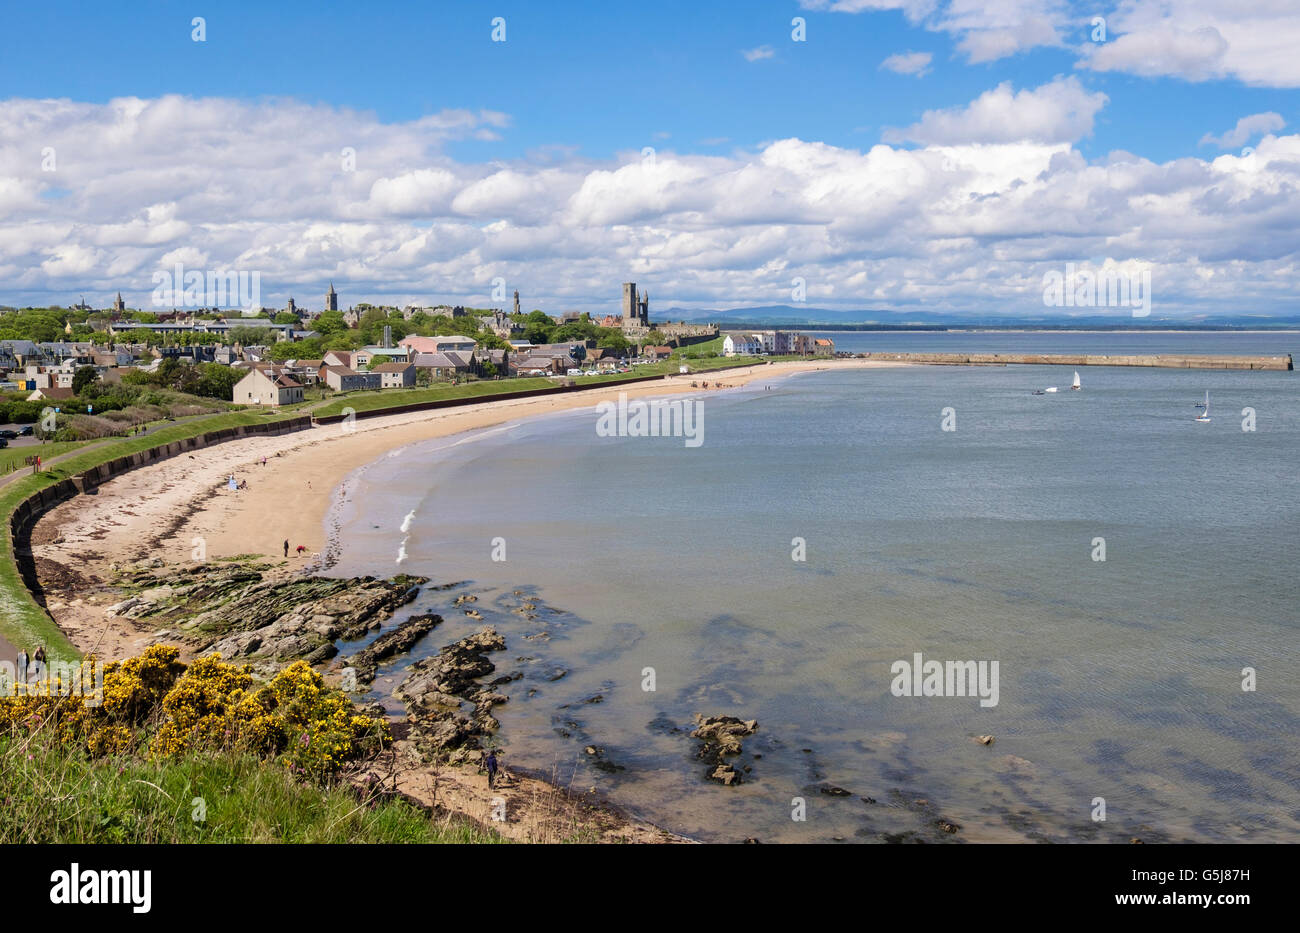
0 409 294 662
306 375 555 418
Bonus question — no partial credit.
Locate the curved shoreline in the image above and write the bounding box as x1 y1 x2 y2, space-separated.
30 359 905 660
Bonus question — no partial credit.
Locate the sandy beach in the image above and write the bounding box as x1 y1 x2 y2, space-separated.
30 359 904 658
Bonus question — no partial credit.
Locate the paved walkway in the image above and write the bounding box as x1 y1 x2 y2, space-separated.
0 414 214 491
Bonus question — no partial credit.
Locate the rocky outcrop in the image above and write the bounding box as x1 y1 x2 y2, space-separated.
344 612 442 684
395 628 509 762
691 714 759 786
108 562 427 671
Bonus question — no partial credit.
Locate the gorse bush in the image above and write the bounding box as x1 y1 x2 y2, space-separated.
0 648 499 844
1 646 389 779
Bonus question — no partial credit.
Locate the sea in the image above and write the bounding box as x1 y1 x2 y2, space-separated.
328 331 1300 843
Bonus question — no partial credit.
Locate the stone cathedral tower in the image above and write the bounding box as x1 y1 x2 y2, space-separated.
621 282 649 330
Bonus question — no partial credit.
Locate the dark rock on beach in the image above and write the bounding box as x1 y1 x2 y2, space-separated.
344 612 442 684
818 784 853 797
692 714 758 757
108 562 428 674
395 628 508 762
692 714 759 785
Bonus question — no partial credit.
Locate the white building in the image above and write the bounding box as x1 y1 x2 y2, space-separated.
723 333 763 356
372 361 416 388
232 366 304 406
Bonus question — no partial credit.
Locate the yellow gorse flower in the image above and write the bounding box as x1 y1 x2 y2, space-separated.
1 648 389 777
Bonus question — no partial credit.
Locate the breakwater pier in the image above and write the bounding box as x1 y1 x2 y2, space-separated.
854 352 1292 371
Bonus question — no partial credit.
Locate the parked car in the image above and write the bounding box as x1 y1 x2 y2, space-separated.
18 425 33 436
0 438 8 448
0 429 17 439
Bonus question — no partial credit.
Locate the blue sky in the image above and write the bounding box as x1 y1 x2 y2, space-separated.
2 0 1299 316
2 1 1291 164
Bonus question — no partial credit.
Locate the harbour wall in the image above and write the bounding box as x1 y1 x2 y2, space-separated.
853 352 1293 371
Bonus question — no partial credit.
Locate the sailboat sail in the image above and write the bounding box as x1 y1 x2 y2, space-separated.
1071 371 1081 389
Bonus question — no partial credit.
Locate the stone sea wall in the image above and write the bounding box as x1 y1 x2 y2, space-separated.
8 416 313 611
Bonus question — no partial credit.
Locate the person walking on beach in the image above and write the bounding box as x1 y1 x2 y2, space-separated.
484 750 499 789
284 539 290 558
16 647 28 685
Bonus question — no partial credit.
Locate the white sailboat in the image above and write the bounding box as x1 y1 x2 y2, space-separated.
1070 371 1081 390
1195 390 1211 422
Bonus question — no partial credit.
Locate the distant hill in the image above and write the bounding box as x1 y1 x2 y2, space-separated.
658 305 1300 329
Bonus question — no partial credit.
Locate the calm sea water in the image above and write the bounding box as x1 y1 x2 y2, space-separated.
330 332 1300 843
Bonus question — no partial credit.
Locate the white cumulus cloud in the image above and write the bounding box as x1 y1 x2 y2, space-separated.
883 76 1108 145
2 92 1300 318
1200 112 1286 149
881 51 933 75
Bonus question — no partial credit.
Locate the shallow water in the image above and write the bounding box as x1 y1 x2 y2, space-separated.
330 340 1300 843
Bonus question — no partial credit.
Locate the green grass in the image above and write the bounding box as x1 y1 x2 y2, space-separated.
673 354 769 373
0 440 90 475
678 334 725 356
0 409 296 662
0 735 503 844
308 377 557 418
